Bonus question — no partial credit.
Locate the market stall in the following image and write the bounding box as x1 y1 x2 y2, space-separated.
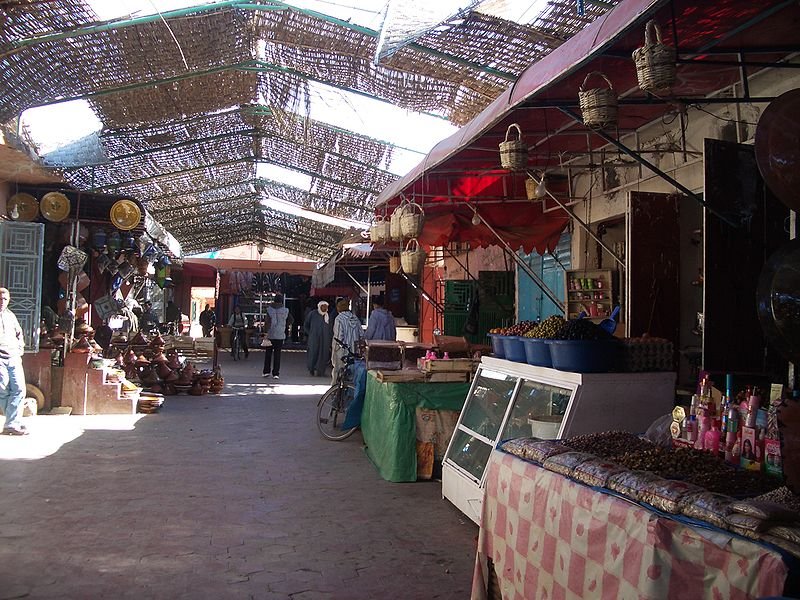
471 449 795 600
361 370 471 482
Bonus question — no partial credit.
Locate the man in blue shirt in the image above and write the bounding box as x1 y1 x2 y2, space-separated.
365 297 396 341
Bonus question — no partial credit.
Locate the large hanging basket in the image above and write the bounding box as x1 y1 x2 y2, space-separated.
578 72 618 129
390 201 407 241
400 201 425 238
389 255 402 274
370 215 390 244
632 20 676 94
499 123 527 171
400 238 426 275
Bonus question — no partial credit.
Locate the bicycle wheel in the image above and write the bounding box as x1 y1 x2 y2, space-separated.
316 382 357 441
231 333 240 361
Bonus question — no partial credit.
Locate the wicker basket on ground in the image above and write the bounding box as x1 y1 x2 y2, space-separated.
578 72 618 129
632 20 676 95
401 238 426 275
499 123 527 171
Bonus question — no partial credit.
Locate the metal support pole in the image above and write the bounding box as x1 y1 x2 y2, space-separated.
399 272 446 314
468 205 564 312
341 267 369 296
526 169 625 270
558 107 739 228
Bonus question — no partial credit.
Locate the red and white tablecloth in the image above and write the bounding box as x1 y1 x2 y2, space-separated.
472 450 789 600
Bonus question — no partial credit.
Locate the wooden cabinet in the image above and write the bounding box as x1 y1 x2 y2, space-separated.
564 268 616 320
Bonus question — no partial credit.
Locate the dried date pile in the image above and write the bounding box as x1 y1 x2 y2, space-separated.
562 430 656 457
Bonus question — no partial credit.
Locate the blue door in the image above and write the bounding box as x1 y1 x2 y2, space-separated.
517 233 571 322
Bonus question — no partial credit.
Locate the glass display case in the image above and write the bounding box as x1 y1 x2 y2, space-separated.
442 356 676 524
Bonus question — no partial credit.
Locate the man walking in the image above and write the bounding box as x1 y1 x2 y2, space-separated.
365 296 396 341
199 304 216 337
303 300 333 377
0 288 27 435
262 295 293 379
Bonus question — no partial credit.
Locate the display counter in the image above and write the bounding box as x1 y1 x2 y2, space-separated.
471 449 790 599
443 357 676 524
361 370 470 482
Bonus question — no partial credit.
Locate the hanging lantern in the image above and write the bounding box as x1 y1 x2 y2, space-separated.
107 230 122 253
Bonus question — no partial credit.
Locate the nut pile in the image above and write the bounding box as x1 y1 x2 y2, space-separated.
553 318 614 341
756 487 800 512
523 315 565 339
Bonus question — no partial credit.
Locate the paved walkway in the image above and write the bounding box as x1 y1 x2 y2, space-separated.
0 349 478 599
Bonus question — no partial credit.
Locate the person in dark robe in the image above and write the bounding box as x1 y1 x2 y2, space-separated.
304 300 333 377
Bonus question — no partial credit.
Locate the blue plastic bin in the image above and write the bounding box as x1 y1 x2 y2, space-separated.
487 333 505 358
501 336 527 363
546 339 621 373
521 337 553 367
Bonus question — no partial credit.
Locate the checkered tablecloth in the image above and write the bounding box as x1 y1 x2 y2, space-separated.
472 450 789 600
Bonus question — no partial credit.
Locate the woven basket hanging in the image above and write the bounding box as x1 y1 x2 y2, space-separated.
400 201 425 238
389 255 402 274
525 177 539 201
499 123 528 171
390 200 408 241
400 238 426 275
370 215 389 244
633 20 677 94
632 20 676 94
578 72 618 129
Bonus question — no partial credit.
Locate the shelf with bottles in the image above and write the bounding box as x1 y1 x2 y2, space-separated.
564 268 617 320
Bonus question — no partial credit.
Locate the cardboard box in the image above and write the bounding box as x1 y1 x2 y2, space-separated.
765 437 783 478
740 426 762 472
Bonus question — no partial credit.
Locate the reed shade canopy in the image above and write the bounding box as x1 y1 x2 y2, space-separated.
1 0 621 258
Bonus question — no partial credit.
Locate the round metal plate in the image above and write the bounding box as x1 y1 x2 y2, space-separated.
40 191 71 222
8 193 39 221
110 199 141 231
755 88 800 210
757 237 800 364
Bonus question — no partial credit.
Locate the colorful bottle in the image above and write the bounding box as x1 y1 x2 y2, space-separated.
686 415 697 443
705 425 721 455
746 387 761 428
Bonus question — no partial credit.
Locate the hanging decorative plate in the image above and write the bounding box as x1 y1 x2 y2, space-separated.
40 191 71 222
7 193 39 221
110 199 141 231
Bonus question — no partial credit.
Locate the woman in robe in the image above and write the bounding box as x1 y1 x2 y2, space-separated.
304 300 333 377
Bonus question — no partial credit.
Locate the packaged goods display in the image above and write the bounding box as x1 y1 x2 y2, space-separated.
641 478 704 513
500 438 570 463
542 451 595 477
607 470 663 502
679 492 735 528
572 458 625 488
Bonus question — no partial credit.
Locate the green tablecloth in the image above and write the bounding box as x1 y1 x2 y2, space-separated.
361 370 470 482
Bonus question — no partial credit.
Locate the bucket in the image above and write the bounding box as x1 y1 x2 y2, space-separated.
488 333 505 358
528 415 563 439
546 339 621 373
500 335 526 363
521 337 552 367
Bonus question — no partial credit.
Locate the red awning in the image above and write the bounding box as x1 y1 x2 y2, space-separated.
375 0 799 251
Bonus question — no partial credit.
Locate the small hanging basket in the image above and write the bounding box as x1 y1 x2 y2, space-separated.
525 177 539 201
400 238 426 275
400 202 425 239
578 72 618 129
632 20 676 94
499 123 528 171
390 200 408 241
370 215 390 244
389 255 402 274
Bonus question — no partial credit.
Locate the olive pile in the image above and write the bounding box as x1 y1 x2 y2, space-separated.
490 321 537 336
554 318 613 341
523 315 565 339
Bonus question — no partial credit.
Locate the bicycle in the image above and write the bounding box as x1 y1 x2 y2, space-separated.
316 337 361 441
230 326 245 361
